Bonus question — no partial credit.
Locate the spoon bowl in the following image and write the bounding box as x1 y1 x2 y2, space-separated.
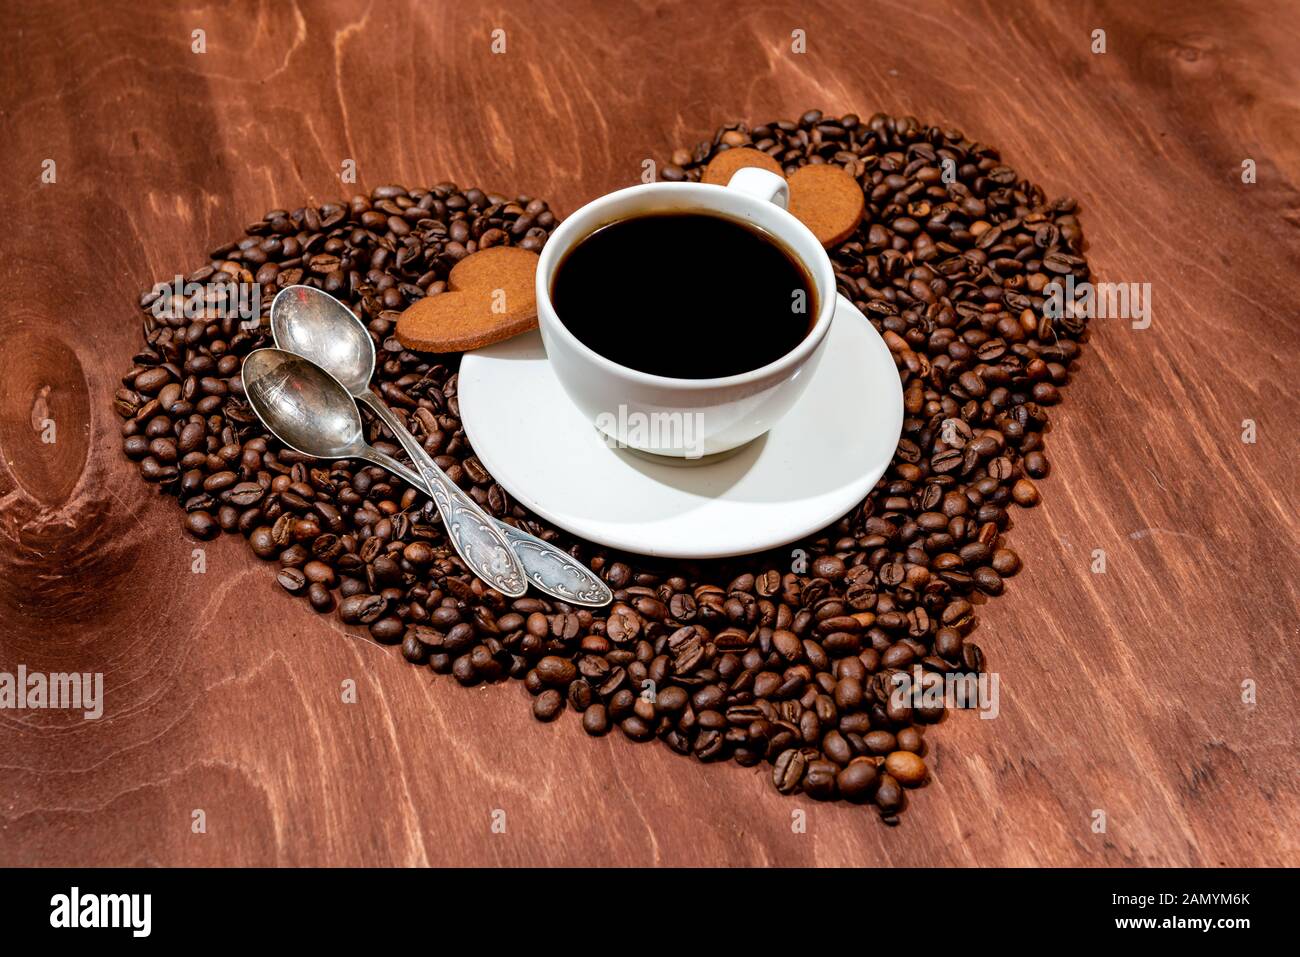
271 285 376 396
242 348 367 459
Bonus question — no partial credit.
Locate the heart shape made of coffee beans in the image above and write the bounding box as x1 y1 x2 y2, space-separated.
119 110 1089 825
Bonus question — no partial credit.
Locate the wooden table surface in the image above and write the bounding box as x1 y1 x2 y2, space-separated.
1 0 1296 867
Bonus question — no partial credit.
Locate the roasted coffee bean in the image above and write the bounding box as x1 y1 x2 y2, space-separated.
884 751 928 786
308 582 335 613
991 547 1021 576
122 434 150 459
822 730 853 766
276 567 307 594
803 759 839 800
203 470 237 493
605 610 640 643
834 676 864 712
837 757 880 803
973 566 1003 595
401 633 429 664
249 526 278 559
668 592 696 620
184 510 219 540
227 482 264 506
811 555 846 581
536 655 577 686
633 696 656 722
609 689 635 720
1012 478 1041 507
370 616 405 644
568 680 593 711
896 726 924 753
133 367 172 395
303 560 335 585
451 655 477 685
534 689 565 722
620 715 655 741
773 748 807 794
875 773 904 815
656 686 688 714
339 593 387 625
582 703 610 736
864 730 896 755
755 569 782 596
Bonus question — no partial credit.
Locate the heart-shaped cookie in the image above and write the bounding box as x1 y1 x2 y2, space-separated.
395 245 539 353
702 150 865 248
699 146 784 185
786 164 866 247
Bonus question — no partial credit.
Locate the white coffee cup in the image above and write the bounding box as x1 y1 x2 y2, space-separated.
535 168 837 458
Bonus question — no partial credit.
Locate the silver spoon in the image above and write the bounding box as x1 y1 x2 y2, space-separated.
241 347 528 597
269 284 612 607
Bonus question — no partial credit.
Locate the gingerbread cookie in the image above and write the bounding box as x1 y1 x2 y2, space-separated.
395 245 539 353
699 147 784 185
786 163 865 247
701 151 865 248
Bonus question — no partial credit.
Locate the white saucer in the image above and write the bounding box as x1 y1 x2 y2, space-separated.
458 294 903 559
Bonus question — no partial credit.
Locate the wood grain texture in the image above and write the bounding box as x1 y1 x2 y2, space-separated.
1 0 1297 867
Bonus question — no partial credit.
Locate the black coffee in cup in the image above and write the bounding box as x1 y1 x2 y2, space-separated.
551 212 816 379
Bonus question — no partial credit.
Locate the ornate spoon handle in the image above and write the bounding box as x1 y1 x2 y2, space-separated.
358 394 610 607
497 524 613 607
362 397 526 598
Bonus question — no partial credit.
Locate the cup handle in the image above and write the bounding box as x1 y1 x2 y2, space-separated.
725 168 789 209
